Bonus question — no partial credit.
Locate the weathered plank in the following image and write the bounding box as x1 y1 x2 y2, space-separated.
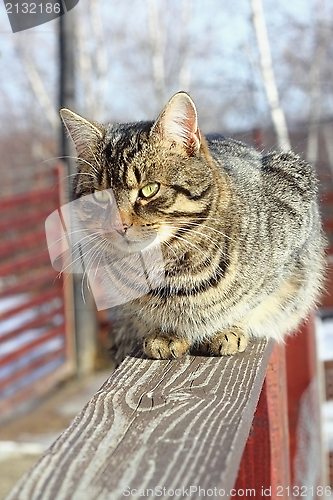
6 339 273 500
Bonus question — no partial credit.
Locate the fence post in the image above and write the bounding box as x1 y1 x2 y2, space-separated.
59 14 98 376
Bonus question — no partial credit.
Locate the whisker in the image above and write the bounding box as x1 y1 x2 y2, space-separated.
47 227 95 250
56 231 102 270
53 172 98 191
59 236 108 290
178 216 223 223
56 232 104 277
40 155 100 175
164 219 234 242
64 172 96 179
160 239 179 260
166 232 211 261
169 225 221 250
56 233 102 277
93 239 109 279
81 239 107 302
67 237 105 300
165 224 220 251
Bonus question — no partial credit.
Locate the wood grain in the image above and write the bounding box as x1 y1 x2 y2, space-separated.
6 339 273 500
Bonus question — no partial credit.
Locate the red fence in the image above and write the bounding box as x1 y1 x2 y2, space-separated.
0 165 75 423
234 318 323 495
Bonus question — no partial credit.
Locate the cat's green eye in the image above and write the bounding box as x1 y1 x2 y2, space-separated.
93 190 109 203
140 183 160 199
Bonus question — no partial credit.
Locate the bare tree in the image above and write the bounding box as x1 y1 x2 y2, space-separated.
75 0 108 120
75 8 95 118
305 4 330 165
88 0 108 121
250 0 291 150
282 0 333 174
12 35 59 132
178 0 192 91
323 124 333 174
146 0 166 110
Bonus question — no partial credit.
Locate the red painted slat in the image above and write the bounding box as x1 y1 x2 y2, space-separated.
0 270 62 298
0 288 61 321
0 164 75 424
0 187 58 210
320 263 333 308
235 344 290 497
265 344 290 492
0 361 71 425
234 379 271 495
323 220 333 231
0 209 54 233
0 249 51 277
0 348 66 392
0 230 46 260
286 316 318 486
0 325 65 366
320 192 333 205
0 305 64 343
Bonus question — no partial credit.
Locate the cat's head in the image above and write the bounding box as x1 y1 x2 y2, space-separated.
60 92 217 257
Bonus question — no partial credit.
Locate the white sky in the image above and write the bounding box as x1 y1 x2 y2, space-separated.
0 0 331 133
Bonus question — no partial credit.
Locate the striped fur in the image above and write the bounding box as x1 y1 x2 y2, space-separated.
60 92 326 361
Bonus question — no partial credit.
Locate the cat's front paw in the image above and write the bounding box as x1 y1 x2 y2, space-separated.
207 327 248 356
143 333 191 359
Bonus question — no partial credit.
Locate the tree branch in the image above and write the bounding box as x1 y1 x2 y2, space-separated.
250 0 291 150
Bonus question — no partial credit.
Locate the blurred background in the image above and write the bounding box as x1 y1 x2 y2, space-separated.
1 0 333 497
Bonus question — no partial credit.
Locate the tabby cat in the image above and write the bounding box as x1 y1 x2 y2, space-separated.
60 91 325 362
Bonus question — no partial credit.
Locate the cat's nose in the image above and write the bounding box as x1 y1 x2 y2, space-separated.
116 210 133 235
114 223 132 235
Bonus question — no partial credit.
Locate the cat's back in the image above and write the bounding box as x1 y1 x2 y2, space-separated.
206 134 323 275
206 134 262 173
207 135 318 207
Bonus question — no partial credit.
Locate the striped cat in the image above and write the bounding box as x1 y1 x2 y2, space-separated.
60 92 325 361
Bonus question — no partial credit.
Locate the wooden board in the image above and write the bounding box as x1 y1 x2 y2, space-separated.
6 339 273 500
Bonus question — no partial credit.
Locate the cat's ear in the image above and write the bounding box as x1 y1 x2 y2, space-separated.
60 108 104 156
151 92 201 156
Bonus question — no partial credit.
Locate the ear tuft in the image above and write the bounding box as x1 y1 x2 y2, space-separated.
60 108 104 157
151 92 201 155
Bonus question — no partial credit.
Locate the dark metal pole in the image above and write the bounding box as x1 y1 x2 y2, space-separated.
59 9 75 168
59 8 98 376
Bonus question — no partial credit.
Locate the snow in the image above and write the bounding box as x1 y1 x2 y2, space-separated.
316 316 333 361
322 401 333 451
